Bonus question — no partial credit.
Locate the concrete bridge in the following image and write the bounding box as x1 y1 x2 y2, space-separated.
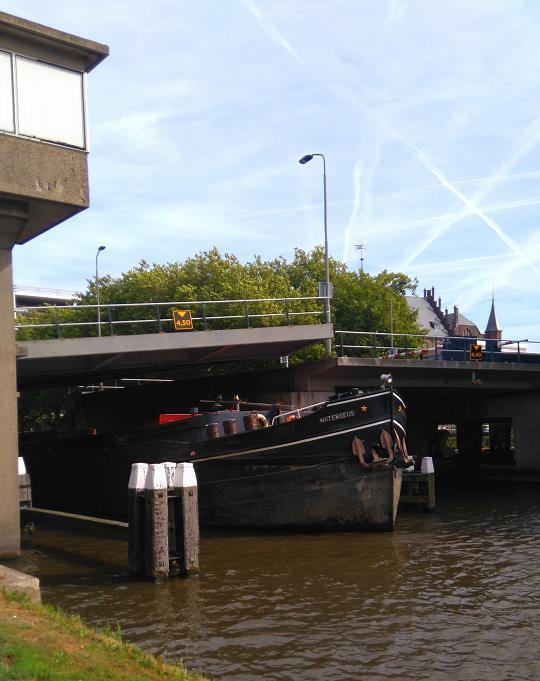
16 323 333 389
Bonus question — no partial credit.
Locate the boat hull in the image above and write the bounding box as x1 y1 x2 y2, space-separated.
22 388 407 532
197 461 402 531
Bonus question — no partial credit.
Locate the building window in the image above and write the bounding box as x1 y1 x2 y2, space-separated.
0 51 14 133
0 49 86 149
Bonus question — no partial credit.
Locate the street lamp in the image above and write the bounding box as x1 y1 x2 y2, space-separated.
389 294 394 356
95 245 106 337
299 153 332 357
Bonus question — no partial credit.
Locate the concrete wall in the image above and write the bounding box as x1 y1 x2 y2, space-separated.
0 11 108 73
0 134 88 244
0 249 20 555
486 393 540 469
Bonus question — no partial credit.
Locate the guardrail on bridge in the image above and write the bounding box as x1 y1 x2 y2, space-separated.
15 297 327 339
335 330 539 364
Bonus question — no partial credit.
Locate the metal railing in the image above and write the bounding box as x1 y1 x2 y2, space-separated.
15 296 327 339
335 330 539 364
270 401 326 426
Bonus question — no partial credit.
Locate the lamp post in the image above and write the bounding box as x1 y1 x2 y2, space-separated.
299 153 332 357
390 294 394 356
95 245 106 337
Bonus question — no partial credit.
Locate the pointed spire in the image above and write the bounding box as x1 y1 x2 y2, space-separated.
484 295 502 339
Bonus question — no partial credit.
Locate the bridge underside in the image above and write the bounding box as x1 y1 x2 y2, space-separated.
136 357 540 472
273 358 540 472
16 324 333 389
16 347 540 472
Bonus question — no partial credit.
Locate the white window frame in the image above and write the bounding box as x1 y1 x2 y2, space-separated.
0 47 88 151
0 49 15 133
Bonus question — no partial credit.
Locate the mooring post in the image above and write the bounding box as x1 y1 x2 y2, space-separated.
163 461 176 488
172 463 199 576
128 462 148 576
18 457 32 508
401 456 436 511
163 461 178 575
420 456 436 511
144 463 169 581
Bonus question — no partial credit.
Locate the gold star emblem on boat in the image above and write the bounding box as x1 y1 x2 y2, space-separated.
360 404 368 413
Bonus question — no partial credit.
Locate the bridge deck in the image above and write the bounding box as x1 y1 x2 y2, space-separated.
16 324 333 388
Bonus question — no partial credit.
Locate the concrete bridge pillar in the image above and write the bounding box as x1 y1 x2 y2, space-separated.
457 420 483 459
489 420 512 457
0 248 20 555
511 394 540 470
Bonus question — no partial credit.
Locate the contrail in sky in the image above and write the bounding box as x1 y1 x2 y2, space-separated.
401 112 540 268
342 126 385 263
242 0 302 63
395 137 540 275
342 161 363 263
242 0 540 278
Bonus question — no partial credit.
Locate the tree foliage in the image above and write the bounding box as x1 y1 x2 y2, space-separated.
15 247 422 359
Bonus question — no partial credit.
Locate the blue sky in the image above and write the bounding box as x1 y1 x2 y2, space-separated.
6 0 540 343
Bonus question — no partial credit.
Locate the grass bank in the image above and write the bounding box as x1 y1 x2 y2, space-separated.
0 589 208 681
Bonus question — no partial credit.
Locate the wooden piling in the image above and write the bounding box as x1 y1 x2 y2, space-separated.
18 457 32 508
172 463 199 576
127 462 147 576
163 462 176 488
144 463 169 581
400 457 436 511
421 456 436 511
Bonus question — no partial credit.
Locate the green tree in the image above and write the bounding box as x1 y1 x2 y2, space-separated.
15 247 423 357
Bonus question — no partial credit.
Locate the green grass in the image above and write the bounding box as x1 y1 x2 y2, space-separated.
0 589 208 681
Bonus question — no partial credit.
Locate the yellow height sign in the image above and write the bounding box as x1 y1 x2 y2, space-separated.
469 343 483 361
172 309 193 331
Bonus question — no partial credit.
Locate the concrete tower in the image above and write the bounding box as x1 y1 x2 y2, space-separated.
0 12 108 556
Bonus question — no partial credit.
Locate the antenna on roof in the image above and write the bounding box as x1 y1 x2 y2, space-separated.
354 244 366 273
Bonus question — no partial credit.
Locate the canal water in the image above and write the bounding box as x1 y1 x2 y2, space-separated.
12 483 540 681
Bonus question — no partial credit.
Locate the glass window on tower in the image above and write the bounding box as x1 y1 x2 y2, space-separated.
15 56 85 149
0 50 14 133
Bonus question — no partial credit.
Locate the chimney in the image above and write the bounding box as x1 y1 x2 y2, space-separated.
438 297 441 309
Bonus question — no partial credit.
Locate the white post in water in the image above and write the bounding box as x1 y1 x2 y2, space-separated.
421 456 434 474
421 456 436 511
18 457 32 508
128 462 147 576
172 463 199 576
144 463 169 581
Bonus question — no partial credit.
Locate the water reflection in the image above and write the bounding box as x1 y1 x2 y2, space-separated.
13 483 540 681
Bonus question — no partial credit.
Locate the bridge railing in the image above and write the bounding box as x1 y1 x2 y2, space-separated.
335 330 540 364
15 297 327 340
